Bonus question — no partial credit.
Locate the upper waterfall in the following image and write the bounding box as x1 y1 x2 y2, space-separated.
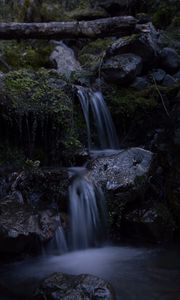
77 86 119 152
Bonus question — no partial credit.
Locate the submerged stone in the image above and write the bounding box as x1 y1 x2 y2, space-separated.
34 272 115 300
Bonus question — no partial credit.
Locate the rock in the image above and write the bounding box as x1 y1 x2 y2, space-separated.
162 74 177 87
174 70 180 82
106 23 159 64
160 47 180 74
50 42 82 78
87 147 153 191
102 54 142 84
0 199 60 255
94 0 138 15
174 127 180 146
130 76 149 90
34 273 115 300
123 205 175 242
152 68 166 83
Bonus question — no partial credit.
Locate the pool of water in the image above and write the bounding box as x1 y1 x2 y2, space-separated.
0 245 180 300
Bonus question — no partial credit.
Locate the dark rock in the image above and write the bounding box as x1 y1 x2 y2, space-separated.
174 70 180 82
123 205 175 242
152 68 166 83
102 53 142 84
0 199 60 255
174 127 180 146
34 273 115 300
162 74 177 87
106 23 159 64
160 47 180 74
130 76 149 90
94 0 138 15
87 147 153 191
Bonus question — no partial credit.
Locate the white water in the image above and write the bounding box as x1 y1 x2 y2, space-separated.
77 86 119 151
1 245 180 300
69 172 106 250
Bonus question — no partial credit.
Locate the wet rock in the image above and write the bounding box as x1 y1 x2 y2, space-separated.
50 42 82 77
130 76 149 90
34 273 115 300
162 74 177 87
160 47 180 74
102 54 142 84
106 23 159 63
152 68 166 83
123 205 175 242
87 147 153 191
0 199 60 255
174 70 180 82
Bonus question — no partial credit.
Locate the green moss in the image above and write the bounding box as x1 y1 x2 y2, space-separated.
0 69 82 163
105 86 157 119
78 38 112 71
0 41 54 72
152 4 177 29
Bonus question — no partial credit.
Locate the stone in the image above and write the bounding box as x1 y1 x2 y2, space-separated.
106 23 159 63
87 147 153 191
0 199 60 255
152 68 166 83
162 74 177 87
34 273 115 300
130 76 149 90
160 47 180 74
102 53 142 84
174 70 180 82
174 127 180 146
50 42 82 78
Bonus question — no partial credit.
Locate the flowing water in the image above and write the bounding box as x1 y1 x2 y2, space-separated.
69 168 106 250
1 87 180 299
77 86 119 151
0 245 180 300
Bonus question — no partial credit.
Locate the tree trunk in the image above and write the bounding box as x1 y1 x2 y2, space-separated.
0 16 137 39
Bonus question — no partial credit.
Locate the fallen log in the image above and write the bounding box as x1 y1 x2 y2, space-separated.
0 16 137 40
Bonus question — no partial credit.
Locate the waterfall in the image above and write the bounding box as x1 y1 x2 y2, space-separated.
46 216 68 255
69 168 106 250
77 86 119 151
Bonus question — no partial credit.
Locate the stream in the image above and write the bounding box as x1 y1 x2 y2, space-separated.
0 245 180 300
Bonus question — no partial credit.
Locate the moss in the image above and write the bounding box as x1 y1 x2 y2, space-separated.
0 41 54 72
40 3 66 22
0 145 25 167
105 86 157 119
0 69 82 164
78 38 112 71
152 4 177 29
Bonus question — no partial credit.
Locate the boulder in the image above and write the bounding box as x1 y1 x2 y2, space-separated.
87 147 153 191
106 23 159 63
130 76 149 90
174 70 180 82
34 273 115 300
152 68 166 83
0 199 60 255
50 42 82 77
102 53 142 84
162 74 177 87
160 47 180 74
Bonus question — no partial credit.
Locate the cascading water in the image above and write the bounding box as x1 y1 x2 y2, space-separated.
46 216 68 255
77 86 119 151
69 168 106 250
